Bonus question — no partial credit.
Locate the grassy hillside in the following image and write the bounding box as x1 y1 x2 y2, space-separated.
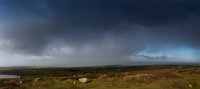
0 65 200 89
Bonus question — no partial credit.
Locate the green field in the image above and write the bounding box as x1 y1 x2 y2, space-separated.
0 65 200 89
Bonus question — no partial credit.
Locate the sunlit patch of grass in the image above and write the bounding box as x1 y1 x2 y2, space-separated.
159 74 200 89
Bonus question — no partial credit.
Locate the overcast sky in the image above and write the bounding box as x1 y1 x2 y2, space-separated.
0 0 200 67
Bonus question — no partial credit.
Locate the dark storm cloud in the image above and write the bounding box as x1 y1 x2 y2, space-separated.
0 0 200 66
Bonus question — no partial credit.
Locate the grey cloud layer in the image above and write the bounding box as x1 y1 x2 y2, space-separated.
0 0 200 66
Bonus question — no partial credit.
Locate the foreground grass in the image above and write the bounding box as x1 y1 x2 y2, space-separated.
0 65 200 89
